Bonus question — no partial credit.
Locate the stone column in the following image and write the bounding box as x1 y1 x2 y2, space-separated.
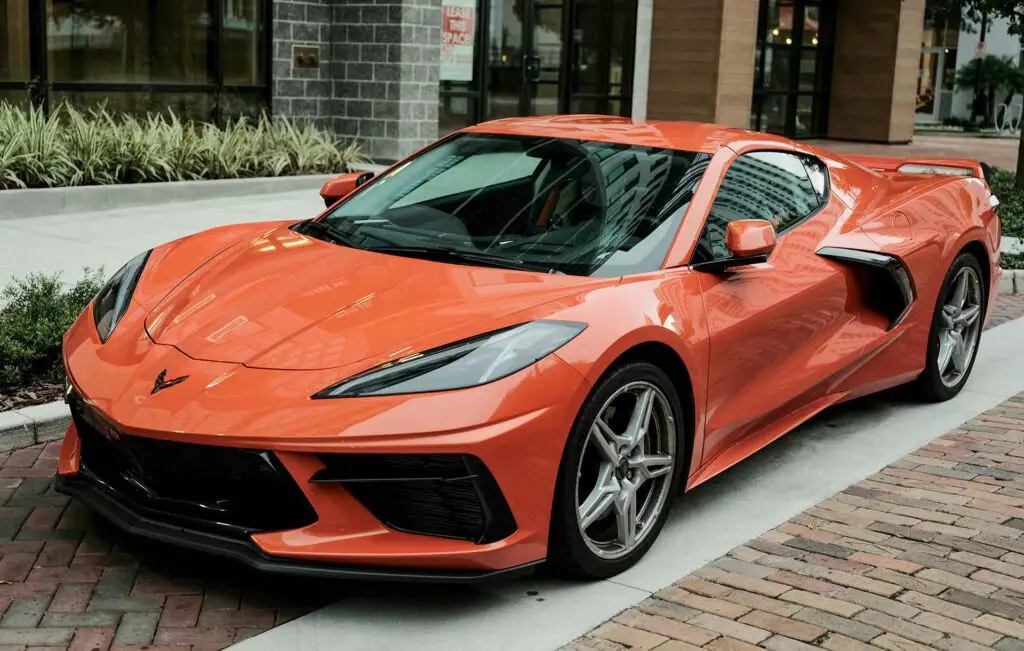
271 0 334 129
330 0 441 162
644 0 758 127
827 0 926 142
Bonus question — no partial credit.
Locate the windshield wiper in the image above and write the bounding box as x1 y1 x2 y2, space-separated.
367 246 549 273
293 219 360 247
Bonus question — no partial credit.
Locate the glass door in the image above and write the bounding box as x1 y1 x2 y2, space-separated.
474 0 634 123
485 0 565 118
751 0 835 138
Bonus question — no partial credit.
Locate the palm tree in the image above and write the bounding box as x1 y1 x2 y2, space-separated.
955 55 1024 128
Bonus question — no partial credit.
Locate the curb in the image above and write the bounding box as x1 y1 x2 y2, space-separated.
0 162 384 221
0 401 70 453
999 268 1024 295
1 265 1022 455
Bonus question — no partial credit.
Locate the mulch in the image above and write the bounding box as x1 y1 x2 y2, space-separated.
0 379 63 413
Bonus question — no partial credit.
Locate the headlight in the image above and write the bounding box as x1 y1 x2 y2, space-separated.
314 320 587 398
93 250 150 342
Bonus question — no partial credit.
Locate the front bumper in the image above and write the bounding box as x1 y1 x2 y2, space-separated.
55 472 539 583
58 313 591 579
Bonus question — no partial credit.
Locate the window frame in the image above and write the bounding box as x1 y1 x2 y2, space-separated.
692 148 832 264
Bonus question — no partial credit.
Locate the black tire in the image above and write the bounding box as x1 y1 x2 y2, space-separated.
547 360 686 580
912 252 986 402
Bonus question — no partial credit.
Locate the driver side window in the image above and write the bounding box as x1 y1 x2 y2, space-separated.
695 151 826 261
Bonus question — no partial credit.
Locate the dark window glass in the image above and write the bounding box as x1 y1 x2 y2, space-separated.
439 95 477 135
51 90 213 121
313 134 711 277
698 151 821 260
0 89 30 107
801 155 829 201
1 0 31 81
222 0 266 85
220 89 269 121
46 0 210 83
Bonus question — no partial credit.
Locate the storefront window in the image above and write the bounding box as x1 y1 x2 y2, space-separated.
2 0 269 124
223 0 266 86
752 0 833 138
51 91 212 120
47 0 210 84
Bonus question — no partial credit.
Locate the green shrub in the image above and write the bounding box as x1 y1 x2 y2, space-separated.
1002 253 1024 270
0 101 366 189
0 270 105 390
990 167 1024 241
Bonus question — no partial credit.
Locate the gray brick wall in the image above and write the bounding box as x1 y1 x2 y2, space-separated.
330 0 441 161
273 0 441 162
272 0 334 129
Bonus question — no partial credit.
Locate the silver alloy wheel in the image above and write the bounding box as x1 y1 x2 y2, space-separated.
575 381 675 560
937 266 983 388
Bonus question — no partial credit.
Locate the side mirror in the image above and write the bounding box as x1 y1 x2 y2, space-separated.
694 219 777 273
320 171 374 208
726 219 777 258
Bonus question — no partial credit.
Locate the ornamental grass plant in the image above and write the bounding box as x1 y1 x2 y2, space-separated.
0 101 364 190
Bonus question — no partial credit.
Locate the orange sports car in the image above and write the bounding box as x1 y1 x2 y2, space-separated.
58 116 1002 582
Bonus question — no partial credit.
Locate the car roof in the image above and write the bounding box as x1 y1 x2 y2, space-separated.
461 115 797 154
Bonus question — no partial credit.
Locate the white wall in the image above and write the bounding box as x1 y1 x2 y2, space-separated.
951 15 1022 119
631 0 653 121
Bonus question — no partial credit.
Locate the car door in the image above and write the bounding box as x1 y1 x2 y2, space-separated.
692 150 860 467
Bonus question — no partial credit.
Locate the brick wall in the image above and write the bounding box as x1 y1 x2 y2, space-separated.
330 0 441 161
272 0 441 162
272 0 333 129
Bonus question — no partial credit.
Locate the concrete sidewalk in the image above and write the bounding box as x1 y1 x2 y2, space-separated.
0 190 325 288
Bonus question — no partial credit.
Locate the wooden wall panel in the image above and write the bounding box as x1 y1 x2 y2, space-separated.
646 0 756 126
828 0 925 142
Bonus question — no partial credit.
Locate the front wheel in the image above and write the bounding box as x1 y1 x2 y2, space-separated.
548 361 685 579
913 252 986 401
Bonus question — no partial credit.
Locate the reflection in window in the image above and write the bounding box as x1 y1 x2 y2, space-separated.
700 152 824 260
46 0 210 84
322 134 710 278
51 91 212 121
1 0 31 81
222 0 264 85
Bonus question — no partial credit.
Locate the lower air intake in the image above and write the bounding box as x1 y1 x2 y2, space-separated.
70 395 318 537
310 454 517 544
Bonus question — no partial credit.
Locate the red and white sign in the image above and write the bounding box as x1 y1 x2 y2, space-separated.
441 0 476 81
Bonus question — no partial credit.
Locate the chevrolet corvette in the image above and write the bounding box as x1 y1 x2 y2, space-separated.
58 116 1002 581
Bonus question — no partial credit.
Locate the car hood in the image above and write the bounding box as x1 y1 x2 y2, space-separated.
144 225 606 370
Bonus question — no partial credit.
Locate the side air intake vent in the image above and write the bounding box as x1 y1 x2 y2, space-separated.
817 247 916 330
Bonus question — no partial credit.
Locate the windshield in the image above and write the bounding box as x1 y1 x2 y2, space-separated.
304 133 710 277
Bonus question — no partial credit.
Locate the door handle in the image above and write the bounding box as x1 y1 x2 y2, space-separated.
522 55 542 82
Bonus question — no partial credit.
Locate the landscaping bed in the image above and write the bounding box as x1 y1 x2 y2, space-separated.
0 101 364 190
0 271 103 413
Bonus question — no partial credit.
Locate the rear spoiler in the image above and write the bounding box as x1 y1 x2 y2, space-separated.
845 155 998 208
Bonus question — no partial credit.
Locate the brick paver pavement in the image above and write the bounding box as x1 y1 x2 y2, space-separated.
989 295 1024 330
567 295 1024 651
0 297 1020 651
0 442 342 651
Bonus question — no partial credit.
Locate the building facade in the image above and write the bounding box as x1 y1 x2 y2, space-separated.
1 0 931 162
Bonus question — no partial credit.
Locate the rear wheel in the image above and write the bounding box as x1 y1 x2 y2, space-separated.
548 361 684 579
913 252 985 401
